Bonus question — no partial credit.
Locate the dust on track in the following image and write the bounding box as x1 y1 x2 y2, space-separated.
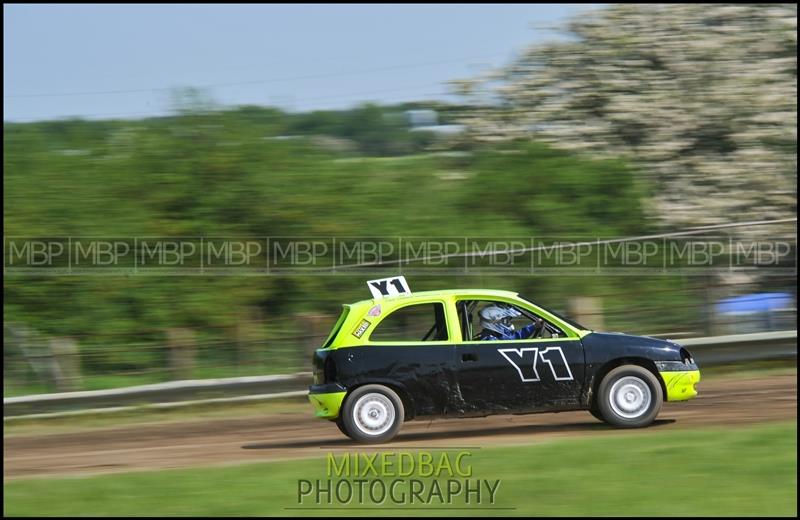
4 374 796 480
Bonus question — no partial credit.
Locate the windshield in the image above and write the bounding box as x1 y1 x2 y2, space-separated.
518 295 590 331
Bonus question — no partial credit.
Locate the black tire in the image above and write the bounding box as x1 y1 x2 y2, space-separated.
596 365 662 428
340 384 404 444
333 417 351 438
588 405 605 422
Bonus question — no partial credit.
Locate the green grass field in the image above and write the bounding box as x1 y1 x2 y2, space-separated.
4 422 796 517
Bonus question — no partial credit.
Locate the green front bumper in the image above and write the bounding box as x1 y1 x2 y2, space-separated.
660 370 701 401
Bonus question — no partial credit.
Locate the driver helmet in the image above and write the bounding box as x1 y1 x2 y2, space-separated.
479 304 522 337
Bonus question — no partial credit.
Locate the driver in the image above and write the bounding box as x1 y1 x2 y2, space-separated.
478 304 541 341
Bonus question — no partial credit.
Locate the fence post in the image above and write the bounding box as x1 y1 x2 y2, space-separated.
12 326 59 392
294 313 330 370
235 308 263 370
568 297 605 332
49 337 82 392
167 328 196 380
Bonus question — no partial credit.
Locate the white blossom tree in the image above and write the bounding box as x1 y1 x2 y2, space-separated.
453 4 797 229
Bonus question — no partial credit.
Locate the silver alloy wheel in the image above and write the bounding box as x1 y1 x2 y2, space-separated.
353 392 395 436
609 376 652 419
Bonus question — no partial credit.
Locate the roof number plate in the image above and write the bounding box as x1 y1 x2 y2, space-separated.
367 276 411 299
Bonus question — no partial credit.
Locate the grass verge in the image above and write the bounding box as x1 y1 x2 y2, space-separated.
4 421 796 516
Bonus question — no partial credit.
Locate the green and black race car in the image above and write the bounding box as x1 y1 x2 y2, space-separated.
309 277 700 444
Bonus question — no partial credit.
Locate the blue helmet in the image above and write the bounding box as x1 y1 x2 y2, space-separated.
479 304 522 337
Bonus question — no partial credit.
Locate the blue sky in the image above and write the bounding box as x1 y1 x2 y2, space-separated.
4 4 600 121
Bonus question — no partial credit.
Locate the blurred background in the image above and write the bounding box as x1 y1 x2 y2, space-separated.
4 4 796 397
3 4 797 516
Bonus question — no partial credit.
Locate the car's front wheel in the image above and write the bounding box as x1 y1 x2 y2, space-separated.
340 384 404 444
596 365 662 428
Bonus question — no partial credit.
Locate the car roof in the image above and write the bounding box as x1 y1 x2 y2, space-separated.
348 288 521 307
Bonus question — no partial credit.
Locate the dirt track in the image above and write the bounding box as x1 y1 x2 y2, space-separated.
4 374 797 480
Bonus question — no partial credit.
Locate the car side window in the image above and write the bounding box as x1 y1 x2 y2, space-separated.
457 300 565 341
370 302 449 342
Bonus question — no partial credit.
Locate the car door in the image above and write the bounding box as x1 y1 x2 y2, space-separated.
453 299 585 414
361 299 459 417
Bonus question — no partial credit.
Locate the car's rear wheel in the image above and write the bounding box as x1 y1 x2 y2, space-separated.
340 384 404 444
596 365 662 428
333 416 351 438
